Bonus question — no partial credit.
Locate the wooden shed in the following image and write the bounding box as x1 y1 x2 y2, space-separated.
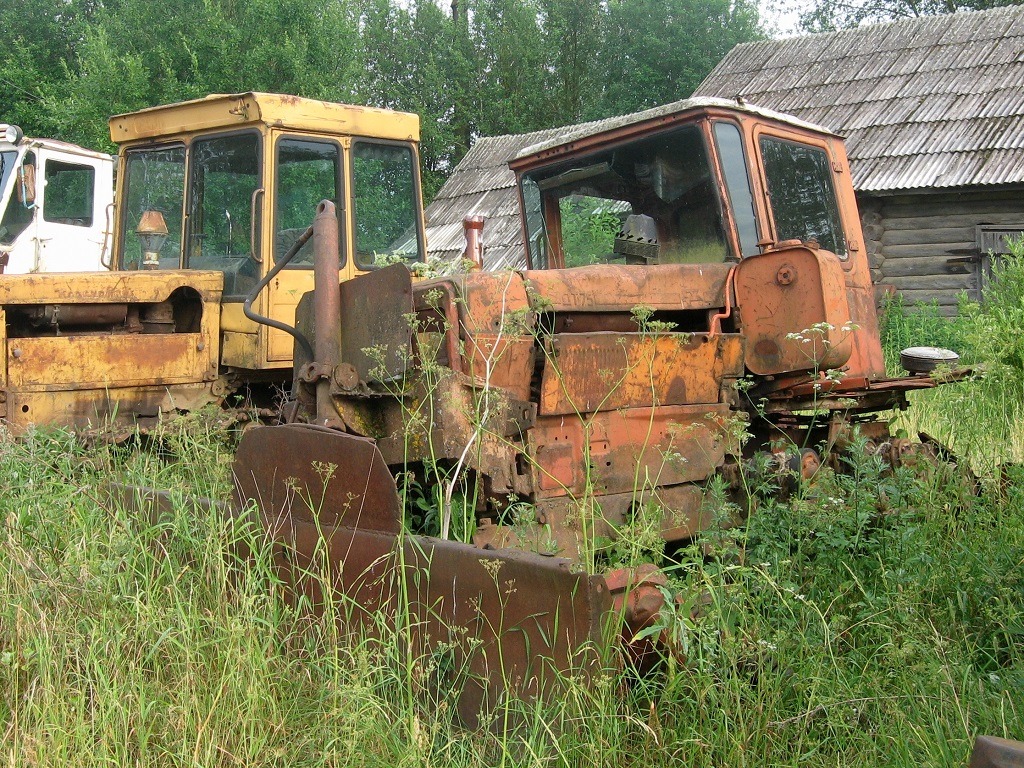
693 5 1024 314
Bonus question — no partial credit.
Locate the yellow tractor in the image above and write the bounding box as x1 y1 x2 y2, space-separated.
0 93 426 432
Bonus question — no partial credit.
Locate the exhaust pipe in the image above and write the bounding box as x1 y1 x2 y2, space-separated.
462 215 485 269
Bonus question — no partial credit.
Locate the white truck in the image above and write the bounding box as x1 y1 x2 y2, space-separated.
0 123 114 274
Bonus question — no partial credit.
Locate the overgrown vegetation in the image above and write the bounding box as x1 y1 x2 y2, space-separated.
2 247 1023 765
882 237 1024 469
0 0 762 201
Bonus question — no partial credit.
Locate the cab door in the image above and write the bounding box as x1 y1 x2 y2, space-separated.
35 149 110 273
265 135 346 362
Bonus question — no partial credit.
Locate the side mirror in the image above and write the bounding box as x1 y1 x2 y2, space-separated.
16 163 36 206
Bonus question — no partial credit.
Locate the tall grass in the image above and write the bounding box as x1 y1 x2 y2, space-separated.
1 419 1021 766
880 238 1024 469
1 245 1023 765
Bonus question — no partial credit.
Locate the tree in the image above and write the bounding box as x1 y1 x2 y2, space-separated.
0 0 98 137
799 0 1022 30
539 0 605 122
36 0 362 150
468 0 549 136
600 0 762 116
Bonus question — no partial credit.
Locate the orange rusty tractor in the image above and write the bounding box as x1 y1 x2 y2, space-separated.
219 98 967 722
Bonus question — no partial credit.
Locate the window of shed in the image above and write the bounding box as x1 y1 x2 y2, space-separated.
760 137 847 258
976 225 1024 255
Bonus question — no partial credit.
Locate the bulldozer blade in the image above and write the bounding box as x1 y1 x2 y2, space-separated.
233 423 613 726
969 736 1024 768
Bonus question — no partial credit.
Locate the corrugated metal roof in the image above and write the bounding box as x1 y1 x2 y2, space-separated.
693 5 1024 192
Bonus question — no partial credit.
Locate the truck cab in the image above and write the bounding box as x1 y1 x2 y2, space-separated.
0 124 114 274
509 97 886 387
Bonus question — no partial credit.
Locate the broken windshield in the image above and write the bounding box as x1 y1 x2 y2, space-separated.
521 123 731 268
0 150 32 246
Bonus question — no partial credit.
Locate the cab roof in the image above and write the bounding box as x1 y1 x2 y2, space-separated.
109 92 420 145
510 96 837 170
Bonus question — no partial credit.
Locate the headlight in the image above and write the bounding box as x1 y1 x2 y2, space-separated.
1 124 24 144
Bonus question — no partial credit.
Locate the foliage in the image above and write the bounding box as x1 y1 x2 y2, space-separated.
1 0 764 203
799 0 1024 32
880 236 1024 469
601 0 763 115
1 395 1022 764
559 197 624 267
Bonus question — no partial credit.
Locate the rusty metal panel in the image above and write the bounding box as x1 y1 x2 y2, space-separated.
734 245 853 376
530 403 730 498
522 263 732 312
233 424 402 534
969 735 1024 768
538 333 743 415
4 382 219 434
339 264 414 384
0 307 6 390
275 519 610 725
220 330 260 368
7 333 215 389
110 93 420 145
463 334 536 403
454 270 532 333
510 483 718 559
454 271 536 399
509 98 838 172
0 270 223 304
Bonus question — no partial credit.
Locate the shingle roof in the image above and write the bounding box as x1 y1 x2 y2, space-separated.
424 128 562 270
693 5 1024 192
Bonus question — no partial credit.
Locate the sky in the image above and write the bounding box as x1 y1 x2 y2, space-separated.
760 0 813 36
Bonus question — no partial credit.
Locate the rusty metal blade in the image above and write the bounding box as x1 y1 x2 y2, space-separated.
233 423 402 534
969 736 1024 768
339 263 414 384
234 422 613 725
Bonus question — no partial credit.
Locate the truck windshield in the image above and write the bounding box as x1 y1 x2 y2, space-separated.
120 145 186 269
521 123 731 268
0 151 33 247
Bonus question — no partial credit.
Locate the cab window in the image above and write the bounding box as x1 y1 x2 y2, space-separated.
186 132 261 299
275 138 340 266
522 123 730 268
713 122 759 257
759 136 847 258
119 145 185 270
43 160 95 226
351 141 422 268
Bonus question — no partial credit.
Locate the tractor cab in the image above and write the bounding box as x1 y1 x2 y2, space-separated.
109 93 427 370
0 124 114 274
510 97 886 384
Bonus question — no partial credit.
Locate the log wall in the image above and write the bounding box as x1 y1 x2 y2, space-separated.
859 189 1024 315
